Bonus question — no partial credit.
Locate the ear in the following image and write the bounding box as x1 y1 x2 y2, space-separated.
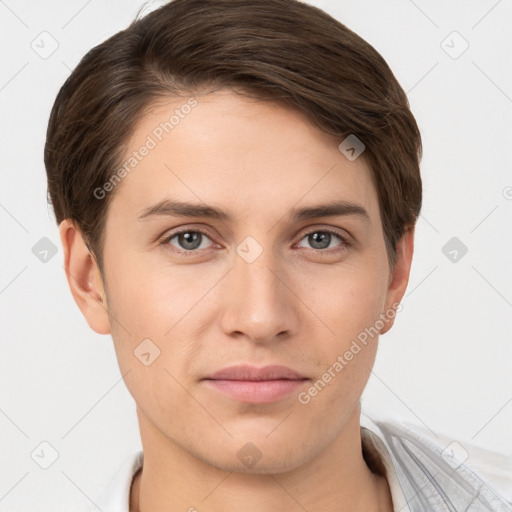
379 226 415 335
59 219 111 335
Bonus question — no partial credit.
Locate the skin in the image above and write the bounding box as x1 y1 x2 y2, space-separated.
60 89 414 512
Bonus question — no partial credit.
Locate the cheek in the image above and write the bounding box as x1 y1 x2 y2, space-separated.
106 274 201 425
296 277 382 419
295 264 386 392
106 252 204 331
303 262 387 340
104 257 213 384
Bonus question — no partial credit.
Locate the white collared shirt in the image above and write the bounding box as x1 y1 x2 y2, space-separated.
87 414 512 511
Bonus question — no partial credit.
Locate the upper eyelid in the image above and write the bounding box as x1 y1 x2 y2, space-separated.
162 226 215 243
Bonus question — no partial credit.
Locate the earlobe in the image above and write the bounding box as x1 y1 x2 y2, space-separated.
380 227 415 335
59 219 111 335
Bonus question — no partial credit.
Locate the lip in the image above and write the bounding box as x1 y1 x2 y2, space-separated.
202 365 309 403
204 364 307 381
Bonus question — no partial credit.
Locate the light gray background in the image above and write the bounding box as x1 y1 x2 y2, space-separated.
1 0 511 510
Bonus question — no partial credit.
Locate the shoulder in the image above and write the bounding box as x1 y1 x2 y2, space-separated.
85 450 144 512
361 413 512 511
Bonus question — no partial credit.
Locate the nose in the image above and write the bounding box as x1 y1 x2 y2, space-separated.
219 244 298 344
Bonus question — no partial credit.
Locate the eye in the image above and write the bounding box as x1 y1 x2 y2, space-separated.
160 227 350 256
297 229 349 252
163 229 214 252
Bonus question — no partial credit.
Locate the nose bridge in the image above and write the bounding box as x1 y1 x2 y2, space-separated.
221 238 293 341
236 248 279 299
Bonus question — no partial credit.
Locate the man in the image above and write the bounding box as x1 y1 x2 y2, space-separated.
44 0 512 510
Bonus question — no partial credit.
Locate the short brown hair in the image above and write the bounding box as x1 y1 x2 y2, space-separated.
45 0 422 275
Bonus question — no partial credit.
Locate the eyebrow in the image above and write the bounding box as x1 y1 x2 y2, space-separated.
137 199 371 224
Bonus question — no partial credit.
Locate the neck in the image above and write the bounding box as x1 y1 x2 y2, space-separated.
130 407 393 512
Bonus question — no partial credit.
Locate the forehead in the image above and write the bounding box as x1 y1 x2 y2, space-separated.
106 89 379 226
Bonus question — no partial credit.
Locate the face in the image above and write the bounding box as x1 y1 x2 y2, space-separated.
65 89 412 474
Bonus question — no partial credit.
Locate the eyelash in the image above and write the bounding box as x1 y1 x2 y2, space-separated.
160 227 351 256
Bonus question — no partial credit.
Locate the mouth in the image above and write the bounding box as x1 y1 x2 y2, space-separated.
201 365 309 404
